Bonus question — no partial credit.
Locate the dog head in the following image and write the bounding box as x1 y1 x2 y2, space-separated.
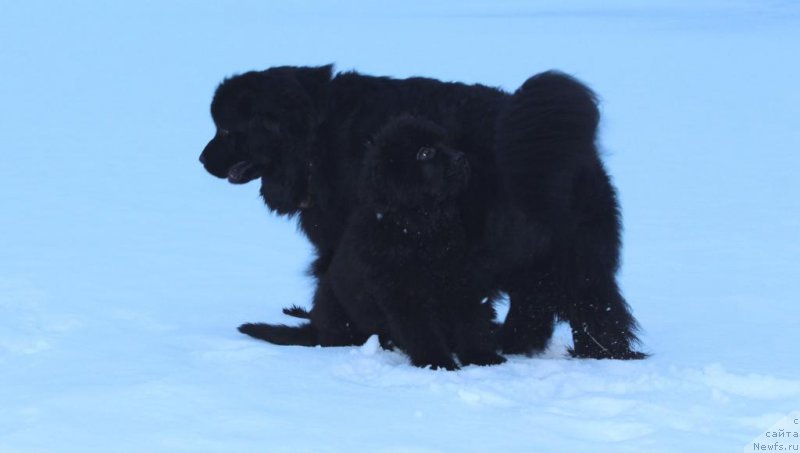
361 116 470 212
199 65 332 215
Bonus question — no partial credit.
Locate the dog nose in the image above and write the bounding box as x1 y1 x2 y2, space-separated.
199 154 207 165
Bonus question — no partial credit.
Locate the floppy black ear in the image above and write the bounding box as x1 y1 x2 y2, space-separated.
293 64 333 104
358 148 388 209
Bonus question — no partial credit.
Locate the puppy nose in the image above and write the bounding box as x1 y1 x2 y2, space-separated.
199 154 207 165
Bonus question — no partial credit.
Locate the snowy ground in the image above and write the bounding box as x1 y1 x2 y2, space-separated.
2 1 799 451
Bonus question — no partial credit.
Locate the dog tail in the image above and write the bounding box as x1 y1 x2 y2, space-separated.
495 71 600 218
238 322 319 346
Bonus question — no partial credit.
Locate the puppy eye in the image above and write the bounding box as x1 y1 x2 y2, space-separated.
416 146 436 161
218 128 230 136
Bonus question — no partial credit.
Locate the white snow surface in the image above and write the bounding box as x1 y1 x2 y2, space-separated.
1 1 799 451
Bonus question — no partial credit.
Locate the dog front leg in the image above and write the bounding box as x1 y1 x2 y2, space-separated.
380 298 458 370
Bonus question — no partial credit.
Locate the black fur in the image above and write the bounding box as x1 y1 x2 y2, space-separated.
490 73 644 359
201 65 645 360
282 305 311 319
241 117 505 369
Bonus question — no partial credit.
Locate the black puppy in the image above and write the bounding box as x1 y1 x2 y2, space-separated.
241 117 505 370
201 65 645 359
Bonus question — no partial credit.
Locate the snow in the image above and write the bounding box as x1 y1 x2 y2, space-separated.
1 1 799 451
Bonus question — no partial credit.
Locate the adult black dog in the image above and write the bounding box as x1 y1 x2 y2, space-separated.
241 117 505 369
200 65 645 359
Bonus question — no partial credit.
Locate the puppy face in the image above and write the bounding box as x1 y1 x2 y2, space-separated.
199 65 332 215
363 117 470 210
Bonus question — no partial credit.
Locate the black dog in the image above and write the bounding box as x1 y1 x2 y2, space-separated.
241 117 505 369
200 65 645 359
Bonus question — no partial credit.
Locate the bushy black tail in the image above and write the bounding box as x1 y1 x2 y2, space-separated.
238 322 319 346
495 71 600 217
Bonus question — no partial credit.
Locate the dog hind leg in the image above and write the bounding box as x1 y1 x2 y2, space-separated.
499 273 558 355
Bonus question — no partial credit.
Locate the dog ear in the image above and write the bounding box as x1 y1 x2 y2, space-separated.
293 64 333 104
358 147 388 209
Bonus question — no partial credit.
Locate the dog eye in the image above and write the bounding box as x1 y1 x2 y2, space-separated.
416 146 436 161
218 128 230 137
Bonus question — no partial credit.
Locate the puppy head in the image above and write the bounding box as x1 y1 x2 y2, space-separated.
199 65 332 215
362 116 470 211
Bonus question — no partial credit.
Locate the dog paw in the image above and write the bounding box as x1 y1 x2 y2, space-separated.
411 354 459 371
569 346 648 360
459 350 507 367
282 305 311 319
427 360 459 371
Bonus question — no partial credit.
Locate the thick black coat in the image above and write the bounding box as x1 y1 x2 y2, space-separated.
201 65 645 360
242 117 504 369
